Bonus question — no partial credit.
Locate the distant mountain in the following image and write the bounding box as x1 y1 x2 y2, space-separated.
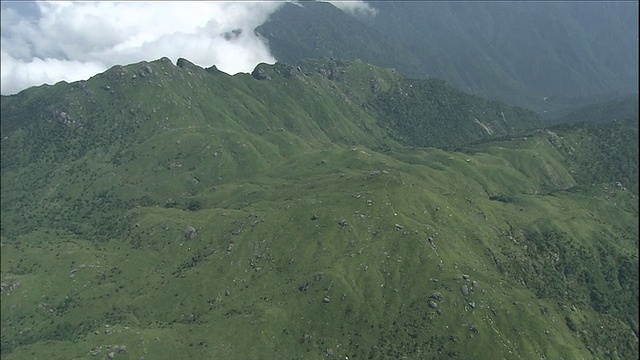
256 1 639 116
1 58 637 359
551 95 639 125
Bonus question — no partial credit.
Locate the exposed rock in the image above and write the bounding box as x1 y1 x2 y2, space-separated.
430 291 443 301
368 170 381 178
177 58 197 69
338 218 348 227
461 285 470 296
395 224 404 230
277 63 302 79
298 282 309 292
183 226 197 240
326 348 334 356
252 67 270 80
108 352 115 360
117 345 127 353
428 300 438 309
469 301 476 309
53 110 72 125
462 274 470 280
370 78 380 93
310 214 319 221
139 65 153 77
0 280 20 295
323 296 331 303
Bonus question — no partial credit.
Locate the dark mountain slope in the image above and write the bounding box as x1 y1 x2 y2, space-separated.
371 2 638 96
367 77 540 149
255 2 428 79
256 1 639 116
551 95 639 126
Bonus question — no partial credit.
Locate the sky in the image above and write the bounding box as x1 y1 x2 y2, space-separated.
0 0 377 96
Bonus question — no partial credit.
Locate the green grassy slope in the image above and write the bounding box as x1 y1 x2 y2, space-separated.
1 58 637 359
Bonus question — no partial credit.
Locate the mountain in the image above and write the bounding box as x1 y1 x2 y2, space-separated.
1 58 638 359
256 1 639 116
550 95 639 126
0 57 542 173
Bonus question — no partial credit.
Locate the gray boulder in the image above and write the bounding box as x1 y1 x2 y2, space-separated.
183 226 197 239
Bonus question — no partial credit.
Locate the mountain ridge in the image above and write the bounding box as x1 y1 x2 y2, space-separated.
1 57 543 169
1 56 638 359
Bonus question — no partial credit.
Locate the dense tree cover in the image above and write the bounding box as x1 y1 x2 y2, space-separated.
550 118 639 194
368 78 543 148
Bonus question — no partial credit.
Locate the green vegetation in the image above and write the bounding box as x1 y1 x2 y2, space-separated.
369 78 542 149
551 96 639 126
1 57 637 359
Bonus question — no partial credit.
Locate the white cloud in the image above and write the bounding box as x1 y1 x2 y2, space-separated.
327 0 377 19
1 49 105 95
1 1 285 95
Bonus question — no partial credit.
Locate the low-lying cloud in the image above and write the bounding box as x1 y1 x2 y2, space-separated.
1 1 284 95
1 1 377 96
327 1 378 18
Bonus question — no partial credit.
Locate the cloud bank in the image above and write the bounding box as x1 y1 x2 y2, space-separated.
1 1 284 95
327 1 377 18
0 1 378 95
